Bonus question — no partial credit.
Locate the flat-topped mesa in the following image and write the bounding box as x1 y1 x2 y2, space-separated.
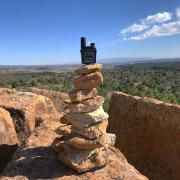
54 63 116 173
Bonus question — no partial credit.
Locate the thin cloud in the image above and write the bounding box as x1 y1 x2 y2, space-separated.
121 23 148 34
121 12 172 34
118 8 180 41
128 21 180 40
141 12 172 24
176 8 180 19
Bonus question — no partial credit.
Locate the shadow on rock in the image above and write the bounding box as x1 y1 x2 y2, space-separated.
1 146 77 179
1 144 148 180
0 144 19 174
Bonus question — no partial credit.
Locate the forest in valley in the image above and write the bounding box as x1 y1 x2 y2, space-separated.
0 61 179 112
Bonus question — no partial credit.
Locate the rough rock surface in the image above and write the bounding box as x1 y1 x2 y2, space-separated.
36 113 65 126
108 92 180 180
26 120 67 147
55 64 118 174
0 108 19 145
68 96 104 113
67 88 98 103
56 145 107 173
0 108 19 173
72 119 108 139
0 88 16 94
64 133 116 150
74 72 103 90
28 87 69 113
65 106 109 128
75 64 102 76
0 92 57 143
0 88 147 179
1 146 148 180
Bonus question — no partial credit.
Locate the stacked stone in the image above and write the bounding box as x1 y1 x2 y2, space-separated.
55 64 116 173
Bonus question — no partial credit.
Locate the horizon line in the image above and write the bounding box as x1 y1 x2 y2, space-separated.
0 57 180 66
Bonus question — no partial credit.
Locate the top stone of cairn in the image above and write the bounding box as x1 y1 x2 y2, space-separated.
75 64 102 76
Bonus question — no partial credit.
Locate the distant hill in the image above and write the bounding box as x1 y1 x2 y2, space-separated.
0 57 180 74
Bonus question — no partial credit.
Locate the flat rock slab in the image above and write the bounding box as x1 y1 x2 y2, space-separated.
56 124 72 136
66 88 98 103
72 119 108 139
75 64 102 76
1 146 148 180
68 96 104 113
57 145 107 173
64 133 116 150
64 106 109 128
74 72 103 90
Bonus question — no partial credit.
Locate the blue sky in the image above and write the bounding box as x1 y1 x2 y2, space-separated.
0 0 180 65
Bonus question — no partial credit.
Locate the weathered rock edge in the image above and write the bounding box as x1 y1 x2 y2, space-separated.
108 91 180 180
1 146 148 180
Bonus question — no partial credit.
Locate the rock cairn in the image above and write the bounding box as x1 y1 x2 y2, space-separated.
54 64 116 173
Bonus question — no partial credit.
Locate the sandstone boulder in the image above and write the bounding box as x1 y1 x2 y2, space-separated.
68 96 104 113
0 107 19 173
74 72 103 90
0 92 57 143
75 64 102 76
0 108 19 145
28 87 69 113
1 146 148 180
26 120 68 147
108 92 180 180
